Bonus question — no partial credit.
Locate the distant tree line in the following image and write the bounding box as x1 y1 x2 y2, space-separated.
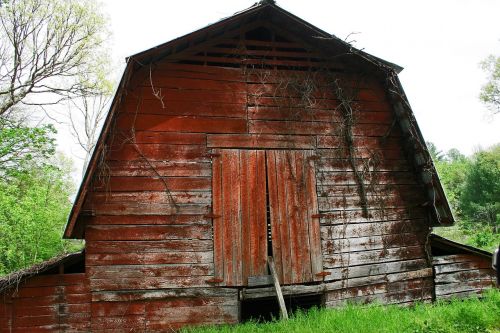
429 142 499 249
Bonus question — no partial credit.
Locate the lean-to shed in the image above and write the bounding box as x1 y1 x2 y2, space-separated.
2 1 496 331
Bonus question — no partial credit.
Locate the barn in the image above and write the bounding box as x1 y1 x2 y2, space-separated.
0 1 496 331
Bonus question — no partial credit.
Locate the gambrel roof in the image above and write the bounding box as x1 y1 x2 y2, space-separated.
64 1 453 239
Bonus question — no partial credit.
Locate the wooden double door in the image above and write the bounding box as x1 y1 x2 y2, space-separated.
212 149 322 286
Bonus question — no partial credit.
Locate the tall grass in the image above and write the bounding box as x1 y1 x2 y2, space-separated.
184 290 500 333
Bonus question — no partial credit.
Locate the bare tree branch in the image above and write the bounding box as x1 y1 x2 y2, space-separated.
0 0 110 116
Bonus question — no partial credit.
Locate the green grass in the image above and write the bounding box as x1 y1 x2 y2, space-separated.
184 290 500 333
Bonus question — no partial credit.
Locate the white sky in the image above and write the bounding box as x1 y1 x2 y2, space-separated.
57 0 500 179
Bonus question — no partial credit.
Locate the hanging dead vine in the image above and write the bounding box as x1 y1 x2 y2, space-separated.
331 77 369 218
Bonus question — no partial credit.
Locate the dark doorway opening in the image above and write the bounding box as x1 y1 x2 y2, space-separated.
240 293 323 322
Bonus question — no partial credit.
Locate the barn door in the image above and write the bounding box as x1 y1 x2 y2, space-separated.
212 149 268 286
212 149 322 286
266 150 322 284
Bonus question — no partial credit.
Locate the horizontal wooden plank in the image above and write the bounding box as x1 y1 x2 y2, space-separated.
87 202 210 216
86 225 212 241
90 276 213 291
87 264 213 279
316 148 405 160
90 296 237 317
86 215 210 226
317 193 424 211
19 274 86 288
326 277 433 302
146 305 238 328
317 184 423 198
86 239 212 254
321 219 427 239
432 254 491 266
140 76 247 92
122 98 248 118
106 143 207 161
91 287 237 302
435 280 495 295
150 63 245 81
207 134 315 149
326 287 433 307
323 245 426 268
103 160 211 177
247 275 273 287
12 304 89 317
12 293 90 307
13 313 90 328
122 131 207 144
322 233 424 254
324 259 429 281
13 284 88 298
116 114 247 133
134 87 247 104
86 252 213 265
248 106 393 124
92 176 211 192
434 269 494 284
88 191 211 205
434 261 493 274
249 120 399 137
317 136 402 150
318 208 427 224
435 290 485 300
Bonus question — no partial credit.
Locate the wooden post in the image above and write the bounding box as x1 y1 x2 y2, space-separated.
268 256 288 320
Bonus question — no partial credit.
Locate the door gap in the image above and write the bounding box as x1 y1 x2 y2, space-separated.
265 153 273 258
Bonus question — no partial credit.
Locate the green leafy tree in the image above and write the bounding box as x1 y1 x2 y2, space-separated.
434 148 469 216
0 154 78 275
0 115 56 177
460 145 500 232
479 55 500 115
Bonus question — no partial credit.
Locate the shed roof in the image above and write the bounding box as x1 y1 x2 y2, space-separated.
430 234 493 259
64 1 454 239
0 251 84 294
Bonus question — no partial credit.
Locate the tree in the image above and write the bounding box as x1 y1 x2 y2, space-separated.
0 112 56 177
426 141 444 162
0 154 78 275
434 148 469 216
460 145 500 232
66 71 114 170
0 0 109 116
479 55 500 115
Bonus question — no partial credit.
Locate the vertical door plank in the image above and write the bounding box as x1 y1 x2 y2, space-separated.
229 151 242 286
276 151 293 284
266 150 284 282
305 151 322 280
221 151 235 285
240 150 251 282
295 151 313 282
212 150 224 283
285 151 301 284
254 150 268 276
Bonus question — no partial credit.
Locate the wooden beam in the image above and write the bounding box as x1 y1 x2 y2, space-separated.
268 256 288 320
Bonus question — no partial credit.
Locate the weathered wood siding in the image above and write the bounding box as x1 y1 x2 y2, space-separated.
433 254 495 299
78 26 435 328
0 274 90 332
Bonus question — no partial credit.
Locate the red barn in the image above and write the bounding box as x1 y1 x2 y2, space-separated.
0 1 495 331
